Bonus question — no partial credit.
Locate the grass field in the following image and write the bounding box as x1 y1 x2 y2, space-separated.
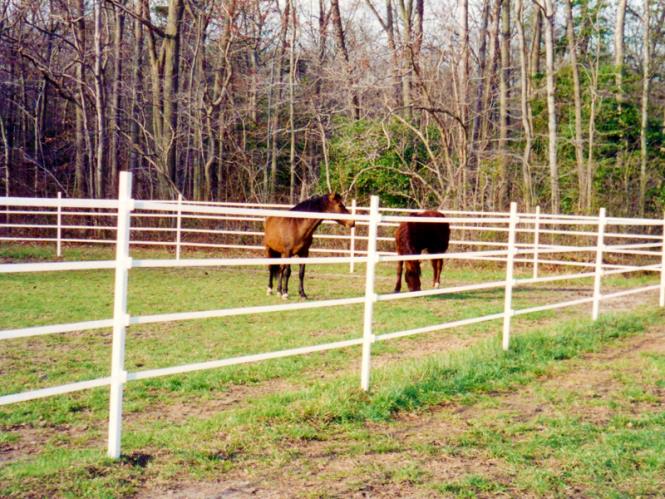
1 243 664 497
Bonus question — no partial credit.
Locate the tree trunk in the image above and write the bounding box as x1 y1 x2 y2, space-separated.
542 0 559 212
614 0 628 177
330 0 360 119
364 0 402 108
109 1 125 194
288 0 297 203
516 0 534 208
93 0 106 198
639 0 651 217
385 0 401 109
269 0 291 200
398 0 412 114
480 0 500 151
530 6 542 76
586 35 601 212
458 0 470 207
614 0 628 103
162 0 185 191
0 116 9 198
498 0 511 207
74 0 87 197
565 0 586 211
470 0 490 177
144 0 163 152
129 0 144 175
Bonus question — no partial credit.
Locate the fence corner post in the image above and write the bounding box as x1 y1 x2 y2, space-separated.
532 205 540 279
592 207 607 321
360 195 380 391
108 171 133 459
56 192 62 258
175 193 183 260
349 199 357 273
658 212 665 307
502 202 518 351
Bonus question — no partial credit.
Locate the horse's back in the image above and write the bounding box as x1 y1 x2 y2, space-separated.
396 210 450 254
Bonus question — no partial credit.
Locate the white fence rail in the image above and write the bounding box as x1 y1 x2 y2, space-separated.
2 171 665 459
3 190 664 264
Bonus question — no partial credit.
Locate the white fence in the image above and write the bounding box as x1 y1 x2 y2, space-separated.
1 171 665 459
0 188 564 269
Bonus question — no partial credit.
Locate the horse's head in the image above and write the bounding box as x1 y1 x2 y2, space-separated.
323 193 355 228
405 261 422 292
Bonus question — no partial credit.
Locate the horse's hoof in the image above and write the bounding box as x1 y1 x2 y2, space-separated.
300 293 308 300
267 287 273 296
281 293 288 300
434 282 440 289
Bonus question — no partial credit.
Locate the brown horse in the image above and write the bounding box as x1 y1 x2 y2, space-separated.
394 211 450 292
264 193 355 299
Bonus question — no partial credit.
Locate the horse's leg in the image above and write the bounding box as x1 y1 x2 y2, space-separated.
394 260 403 292
277 263 285 296
432 259 442 288
298 248 309 299
268 264 274 295
277 250 292 299
282 265 292 299
298 264 307 298
267 248 279 295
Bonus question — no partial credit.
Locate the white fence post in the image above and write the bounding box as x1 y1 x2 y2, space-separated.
349 199 357 273
108 171 133 459
175 193 183 260
360 196 380 391
56 192 62 257
592 207 607 321
660 212 665 307
502 202 518 351
532 205 540 278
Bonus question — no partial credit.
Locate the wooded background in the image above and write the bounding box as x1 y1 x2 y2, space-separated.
1 0 664 215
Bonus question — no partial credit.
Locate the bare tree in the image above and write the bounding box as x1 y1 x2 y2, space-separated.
330 0 360 119
108 0 125 195
288 0 297 203
516 0 534 208
470 0 490 176
565 0 586 211
640 0 651 216
615 0 628 103
365 0 402 108
614 0 628 176
93 0 107 198
128 0 144 175
534 0 559 212
498 0 511 207
458 0 471 206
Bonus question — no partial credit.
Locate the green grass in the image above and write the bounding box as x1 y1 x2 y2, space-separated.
1 243 664 496
446 342 665 497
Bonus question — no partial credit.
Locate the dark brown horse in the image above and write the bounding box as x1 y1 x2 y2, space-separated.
394 211 451 292
264 193 354 299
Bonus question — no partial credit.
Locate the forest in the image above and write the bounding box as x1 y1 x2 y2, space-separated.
0 0 664 215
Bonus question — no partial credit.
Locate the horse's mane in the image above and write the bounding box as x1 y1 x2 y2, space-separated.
290 195 325 212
